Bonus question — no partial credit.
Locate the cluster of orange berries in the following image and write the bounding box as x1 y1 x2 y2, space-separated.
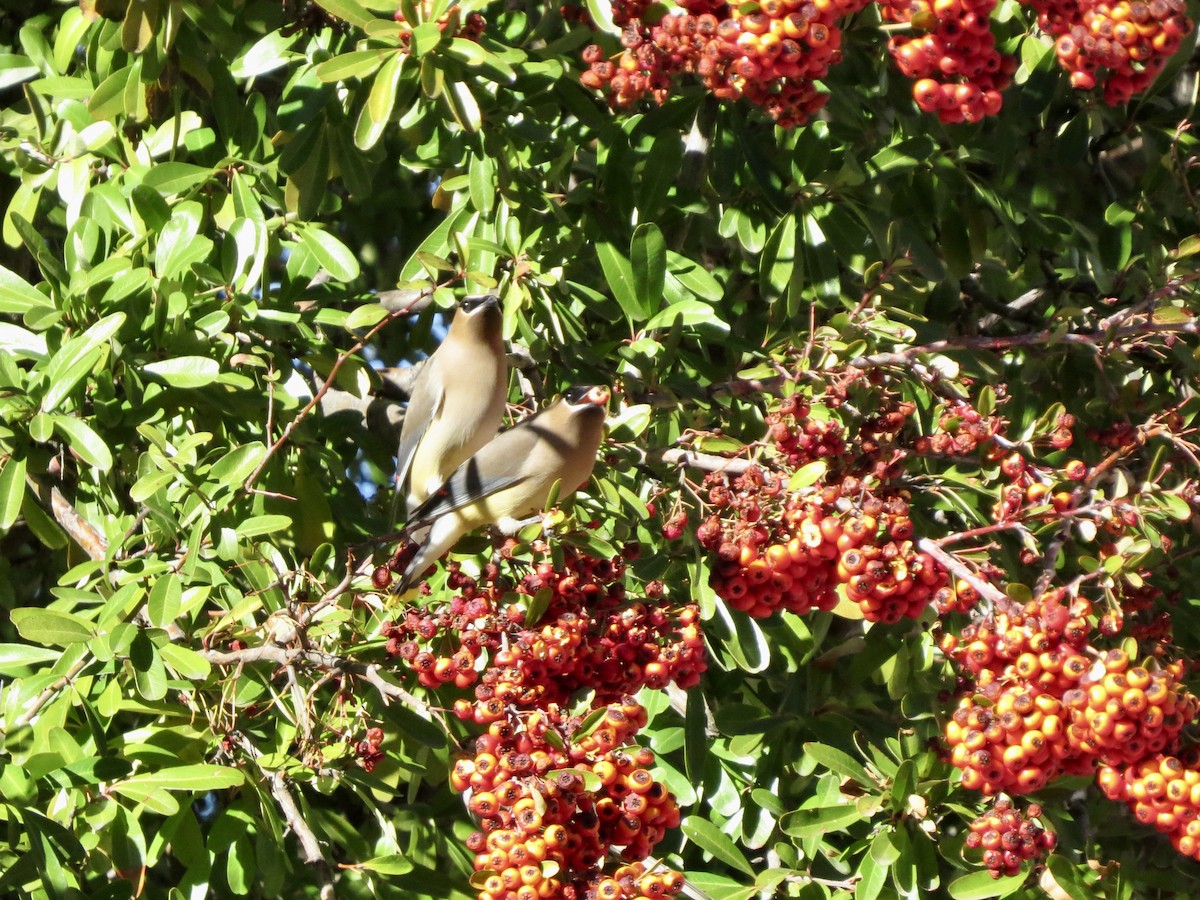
1097 753 1200 861
941 579 1200 868
698 463 949 620
766 394 847 468
392 4 485 42
913 398 1007 457
942 588 1199 792
453 702 683 899
575 0 1195 123
880 0 1016 122
382 545 700 898
579 0 869 126
1025 0 1192 104
964 799 1057 878
385 547 705 709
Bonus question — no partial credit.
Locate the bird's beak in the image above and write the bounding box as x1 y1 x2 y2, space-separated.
586 386 611 407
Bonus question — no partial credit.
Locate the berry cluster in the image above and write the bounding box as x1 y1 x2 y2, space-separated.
941 580 1200 873
1025 0 1193 104
392 3 485 42
698 464 949 621
573 0 1196 124
879 0 1016 122
1062 650 1195 767
1097 753 1200 860
382 544 703 897
579 0 870 127
384 547 705 708
964 799 1057 878
453 702 683 899
354 726 385 773
913 398 1007 457
766 395 847 468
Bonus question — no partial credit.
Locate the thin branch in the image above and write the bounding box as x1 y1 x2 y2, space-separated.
202 645 432 714
850 318 1198 369
916 537 1010 607
245 290 432 489
239 735 336 900
25 473 107 560
648 447 757 476
5 655 90 732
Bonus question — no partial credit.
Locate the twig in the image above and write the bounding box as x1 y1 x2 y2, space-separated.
648 447 757 476
238 735 336 900
25 473 107 560
245 290 432 489
916 537 1009 607
933 521 1026 546
203 645 432 715
4 655 90 732
849 318 1198 369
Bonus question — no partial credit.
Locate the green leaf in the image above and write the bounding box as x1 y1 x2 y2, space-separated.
115 763 246 794
142 356 221 388
788 461 827 491
803 741 875 788
234 514 292 538
0 452 27 531
0 264 53 313
946 870 1027 899
299 226 361 282
130 630 168 700
359 854 416 875
53 415 114 471
154 205 213 279
585 0 618 34
1041 855 1092 900
681 816 755 877
355 51 405 151
141 162 214 196
780 802 863 839
148 574 182 628
0 642 61 674
159 643 211 680
606 404 651 443
0 54 38 91
631 223 666 317
644 299 724 332
314 0 377 28
231 29 301 79
596 241 645 324
40 312 125 412
10 608 94 646
313 48 393 82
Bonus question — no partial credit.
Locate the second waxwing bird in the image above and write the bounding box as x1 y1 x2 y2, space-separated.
394 385 610 592
394 294 508 519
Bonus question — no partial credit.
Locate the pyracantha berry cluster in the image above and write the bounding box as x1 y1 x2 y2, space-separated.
381 543 704 898
965 799 1057 878
879 0 1016 122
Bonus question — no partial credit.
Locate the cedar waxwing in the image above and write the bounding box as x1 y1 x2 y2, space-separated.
395 294 508 519
395 385 610 591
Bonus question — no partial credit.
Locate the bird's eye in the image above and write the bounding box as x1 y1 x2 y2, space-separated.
460 294 497 313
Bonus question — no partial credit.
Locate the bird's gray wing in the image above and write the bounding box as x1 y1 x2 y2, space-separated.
406 417 552 526
394 367 443 497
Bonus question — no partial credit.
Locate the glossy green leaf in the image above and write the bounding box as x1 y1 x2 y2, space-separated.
142 356 221 388
681 816 755 877
10 608 94 646
54 415 114 471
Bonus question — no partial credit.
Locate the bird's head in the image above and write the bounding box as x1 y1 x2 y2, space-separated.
458 294 500 315
562 385 611 411
452 293 503 340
